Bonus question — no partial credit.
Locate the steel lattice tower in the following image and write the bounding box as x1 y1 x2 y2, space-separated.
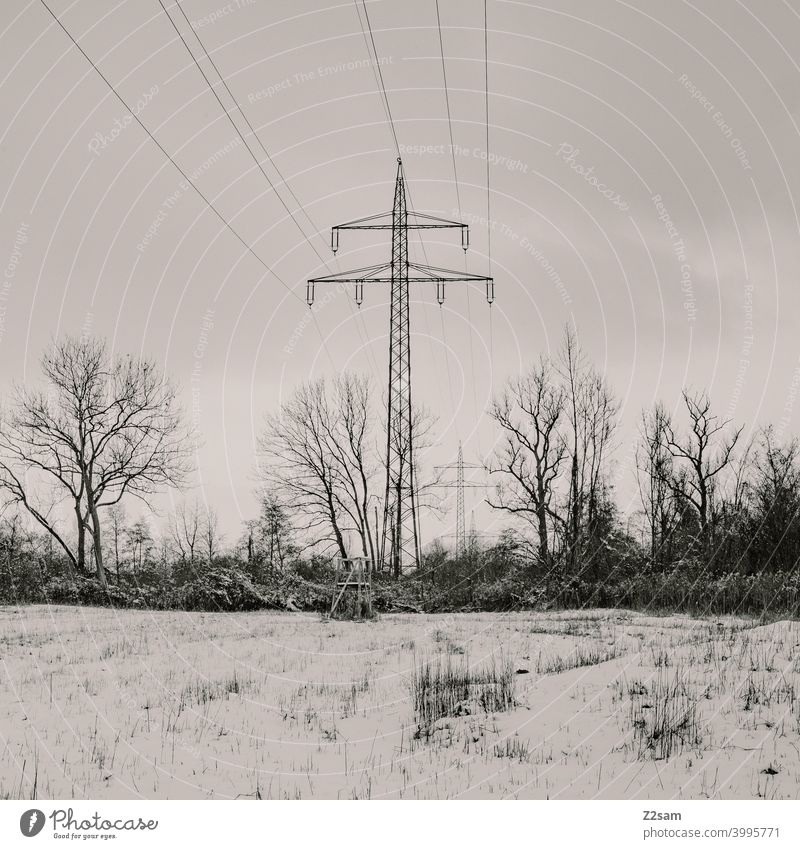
308 159 493 573
456 442 466 557
384 162 417 575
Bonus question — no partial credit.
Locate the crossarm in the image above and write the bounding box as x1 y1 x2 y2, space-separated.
329 212 471 252
308 261 494 306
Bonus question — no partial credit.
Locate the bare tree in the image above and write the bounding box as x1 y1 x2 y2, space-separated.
125 518 153 578
0 336 192 587
581 371 619 539
170 500 201 566
662 390 743 554
636 403 678 567
557 326 619 568
0 508 24 590
743 426 800 571
487 355 566 566
327 374 378 564
0 406 87 577
258 374 379 560
153 526 172 580
107 503 126 583
202 505 222 563
257 493 293 574
559 325 585 565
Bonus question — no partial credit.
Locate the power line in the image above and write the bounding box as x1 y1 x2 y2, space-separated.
488 295 494 399
160 0 381 379
172 1 324 253
434 0 462 219
433 0 481 447
38 0 343 373
484 0 493 290
354 0 453 413
353 0 393 147
357 0 400 156
158 0 332 271
484 0 495 410
38 0 307 306
437 306 457 416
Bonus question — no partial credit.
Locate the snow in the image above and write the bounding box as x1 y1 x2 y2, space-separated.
0 606 797 799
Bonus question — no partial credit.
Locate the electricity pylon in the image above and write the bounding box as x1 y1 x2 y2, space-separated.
308 158 493 574
456 443 465 556
434 442 487 557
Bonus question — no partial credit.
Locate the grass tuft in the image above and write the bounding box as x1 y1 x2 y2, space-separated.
410 654 515 737
631 666 701 760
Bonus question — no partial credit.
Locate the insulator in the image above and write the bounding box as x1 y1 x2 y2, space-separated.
462 226 469 252
331 228 339 254
306 280 315 306
485 280 494 305
355 281 364 307
437 282 445 305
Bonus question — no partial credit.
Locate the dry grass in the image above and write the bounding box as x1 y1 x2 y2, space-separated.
0 606 797 799
630 667 701 760
410 655 515 737
536 643 620 674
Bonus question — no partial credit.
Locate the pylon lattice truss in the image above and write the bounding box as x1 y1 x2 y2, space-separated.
456 442 465 557
433 443 487 556
308 159 493 573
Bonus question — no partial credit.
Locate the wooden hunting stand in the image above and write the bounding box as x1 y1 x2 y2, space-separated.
330 557 373 619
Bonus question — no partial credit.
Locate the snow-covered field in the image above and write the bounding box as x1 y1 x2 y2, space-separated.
0 606 798 799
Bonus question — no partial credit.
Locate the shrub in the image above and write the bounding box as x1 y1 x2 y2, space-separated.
260 573 331 612
174 567 268 611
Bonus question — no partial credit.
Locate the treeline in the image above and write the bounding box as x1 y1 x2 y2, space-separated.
1 331 800 616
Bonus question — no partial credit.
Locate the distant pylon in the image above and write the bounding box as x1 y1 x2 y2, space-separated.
308 159 493 575
469 510 477 552
456 442 465 557
433 444 486 554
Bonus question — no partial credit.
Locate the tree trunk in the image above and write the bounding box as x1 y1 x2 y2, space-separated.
276 534 284 571
537 503 549 566
569 456 580 569
698 476 709 557
86 488 107 589
74 503 86 575
536 470 549 566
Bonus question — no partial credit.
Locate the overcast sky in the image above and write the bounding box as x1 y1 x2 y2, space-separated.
2 0 800 543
